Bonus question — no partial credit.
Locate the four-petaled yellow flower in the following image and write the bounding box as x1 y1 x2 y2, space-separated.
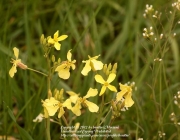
66 88 99 116
95 73 117 96
42 97 72 118
48 30 68 50
9 47 27 78
116 83 134 107
55 50 76 79
81 55 103 76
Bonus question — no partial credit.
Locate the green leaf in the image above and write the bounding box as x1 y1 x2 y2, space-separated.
7 106 34 140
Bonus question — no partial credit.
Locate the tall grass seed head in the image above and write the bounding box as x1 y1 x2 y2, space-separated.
143 4 154 17
142 27 154 38
158 131 166 138
172 1 180 10
174 91 180 108
152 11 162 19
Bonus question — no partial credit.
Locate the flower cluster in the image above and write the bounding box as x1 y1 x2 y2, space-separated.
9 30 135 128
174 91 180 108
158 131 166 138
172 0 180 10
142 27 154 38
169 112 180 126
143 4 154 18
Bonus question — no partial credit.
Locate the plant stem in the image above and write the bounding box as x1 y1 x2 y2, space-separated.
27 67 48 77
93 94 105 140
46 117 51 140
46 56 51 140
62 115 68 126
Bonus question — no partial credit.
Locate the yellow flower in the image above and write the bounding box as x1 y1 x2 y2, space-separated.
9 47 27 78
95 73 117 96
81 55 103 76
83 88 99 112
66 88 99 116
48 30 68 50
116 83 134 107
41 97 71 118
55 50 76 79
42 97 60 117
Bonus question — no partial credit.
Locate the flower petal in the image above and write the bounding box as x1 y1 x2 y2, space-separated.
95 74 105 84
48 38 55 44
42 97 59 116
55 64 66 71
84 88 98 99
55 64 70 79
58 35 68 41
13 47 19 59
71 101 81 116
66 91 78 96
91 59 103 71
58 107 65 118
107 85 117 92
116 90 127 101
54 30 59 39
119 83 132 93
9 65 17 78
90 55 100 60
107 73 116 83
59 69 70 79
81 61 91 76
66 91 79 104
84 100 99 112
63 99 72 109
54 42 61 50
99 86 106 96
71 63 76 70
43 107 49 118
125 93 134 107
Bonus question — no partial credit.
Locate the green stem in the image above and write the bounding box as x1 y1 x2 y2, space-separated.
62 115 68 126
27 67 48 77
46 56 51 140
46 117 51 140
97 94 104 126
93 94 105 140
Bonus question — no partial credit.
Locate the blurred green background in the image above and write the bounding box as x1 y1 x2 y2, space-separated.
0 0 180 139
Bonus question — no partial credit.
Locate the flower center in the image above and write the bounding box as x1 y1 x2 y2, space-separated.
104 82 109 86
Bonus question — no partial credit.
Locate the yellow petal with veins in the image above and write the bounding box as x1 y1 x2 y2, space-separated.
84 88 98 99
84 100 99 112
95 74 105 84
13 47 19 59
107 73 116 83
